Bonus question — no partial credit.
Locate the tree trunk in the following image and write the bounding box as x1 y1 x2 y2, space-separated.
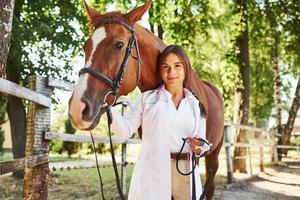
6 58 26 179
233 0 251 173
0 0 15 78
5 0 26 178
0 0 15 102
233 89 242 126
270 25 283 160
233 89 242 142
282 75 300 154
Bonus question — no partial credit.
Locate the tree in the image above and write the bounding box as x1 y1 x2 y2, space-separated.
7 0 87 179
148 0 165 39
258 0 300 158
248 2 274 126
280 0 300 153
233 0 252 173
63 118 79 157
0 0 15 80
0 1 15 148
283 75 300 151
264 0 285 160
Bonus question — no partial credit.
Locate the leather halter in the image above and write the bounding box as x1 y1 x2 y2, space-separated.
79 18 142 100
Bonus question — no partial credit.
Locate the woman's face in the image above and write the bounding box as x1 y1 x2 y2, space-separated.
161 53 185 89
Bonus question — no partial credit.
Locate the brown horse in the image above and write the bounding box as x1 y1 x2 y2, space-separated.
68 0 224 199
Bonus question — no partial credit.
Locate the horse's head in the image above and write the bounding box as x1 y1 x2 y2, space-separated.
69 0 152 130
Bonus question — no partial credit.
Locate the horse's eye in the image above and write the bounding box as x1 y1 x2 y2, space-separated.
114 41 124 49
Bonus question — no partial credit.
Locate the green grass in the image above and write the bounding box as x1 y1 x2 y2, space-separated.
0 155 12 162
0 165 134 200
48 156 86 162
0 155 86 163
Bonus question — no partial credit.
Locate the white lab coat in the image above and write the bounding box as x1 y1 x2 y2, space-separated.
111 85 206 200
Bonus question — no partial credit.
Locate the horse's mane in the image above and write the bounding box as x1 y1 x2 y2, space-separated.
91 12 127 29
141 27 165 48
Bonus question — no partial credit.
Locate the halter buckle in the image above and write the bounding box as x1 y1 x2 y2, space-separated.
103 91 117 107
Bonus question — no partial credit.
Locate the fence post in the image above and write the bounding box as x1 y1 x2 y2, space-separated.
224 124 233 184
247 147 253 176
259 133 264 172
23 76 52 200
270 128 278 163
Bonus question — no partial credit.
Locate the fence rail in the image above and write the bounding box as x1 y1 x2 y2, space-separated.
44 132 141 144
0 77 51 107
47 77 75 91
0 154 48 175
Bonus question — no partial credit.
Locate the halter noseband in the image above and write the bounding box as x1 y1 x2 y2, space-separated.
79 18 142 104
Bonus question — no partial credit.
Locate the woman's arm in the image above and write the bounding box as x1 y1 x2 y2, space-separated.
110 94 143 141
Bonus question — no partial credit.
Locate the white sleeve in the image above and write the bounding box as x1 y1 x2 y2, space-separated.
110 95 143 141
197 116 206 140
197 115 212 155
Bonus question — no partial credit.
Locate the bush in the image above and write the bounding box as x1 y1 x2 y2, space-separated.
87 143 118 155
0 128 4 156
63 119 80 157
50 140 64 154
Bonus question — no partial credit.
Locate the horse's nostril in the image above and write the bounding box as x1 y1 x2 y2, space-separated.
82 103 89 117
81 97 91 120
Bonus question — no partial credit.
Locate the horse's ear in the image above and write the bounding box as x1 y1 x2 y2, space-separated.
83 0 103 25
125 0 152 25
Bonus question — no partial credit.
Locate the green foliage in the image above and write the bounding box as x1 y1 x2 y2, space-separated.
8 0 88 85
6 0 298 138
87 142 119 155
278 0 300 76
150 0 214 77
63 119 80 157
6 0 89 161
0 129 4 156
248 0 300 125
0 97 7 156
247 2 275 125
50 140 64 155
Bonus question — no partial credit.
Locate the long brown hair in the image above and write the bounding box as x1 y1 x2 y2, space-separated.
157 45 207 116
157 45 192 88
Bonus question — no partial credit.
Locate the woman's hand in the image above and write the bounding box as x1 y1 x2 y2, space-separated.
186 137 202 155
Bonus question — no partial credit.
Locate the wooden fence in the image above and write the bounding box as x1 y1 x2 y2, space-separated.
0 75 299 199
0 75 140 199
224 122 300 184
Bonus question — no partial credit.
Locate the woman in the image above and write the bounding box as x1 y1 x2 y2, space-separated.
111 45 210 200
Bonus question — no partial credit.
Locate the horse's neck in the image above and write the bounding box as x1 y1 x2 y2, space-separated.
135 25 166 92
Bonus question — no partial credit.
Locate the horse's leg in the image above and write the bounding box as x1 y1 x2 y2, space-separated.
204 139 223 200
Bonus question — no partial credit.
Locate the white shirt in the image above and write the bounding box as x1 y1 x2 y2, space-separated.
111 85 206 200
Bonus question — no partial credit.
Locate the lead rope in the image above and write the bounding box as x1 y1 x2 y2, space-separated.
90 131 106 200
106 106 126 200
176 138 197 200
90 107 125 200
176 138 212 200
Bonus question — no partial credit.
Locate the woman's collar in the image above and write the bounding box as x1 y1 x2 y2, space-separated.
158 84 194 100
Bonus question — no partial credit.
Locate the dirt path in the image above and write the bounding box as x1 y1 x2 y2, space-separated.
215 161 300 200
